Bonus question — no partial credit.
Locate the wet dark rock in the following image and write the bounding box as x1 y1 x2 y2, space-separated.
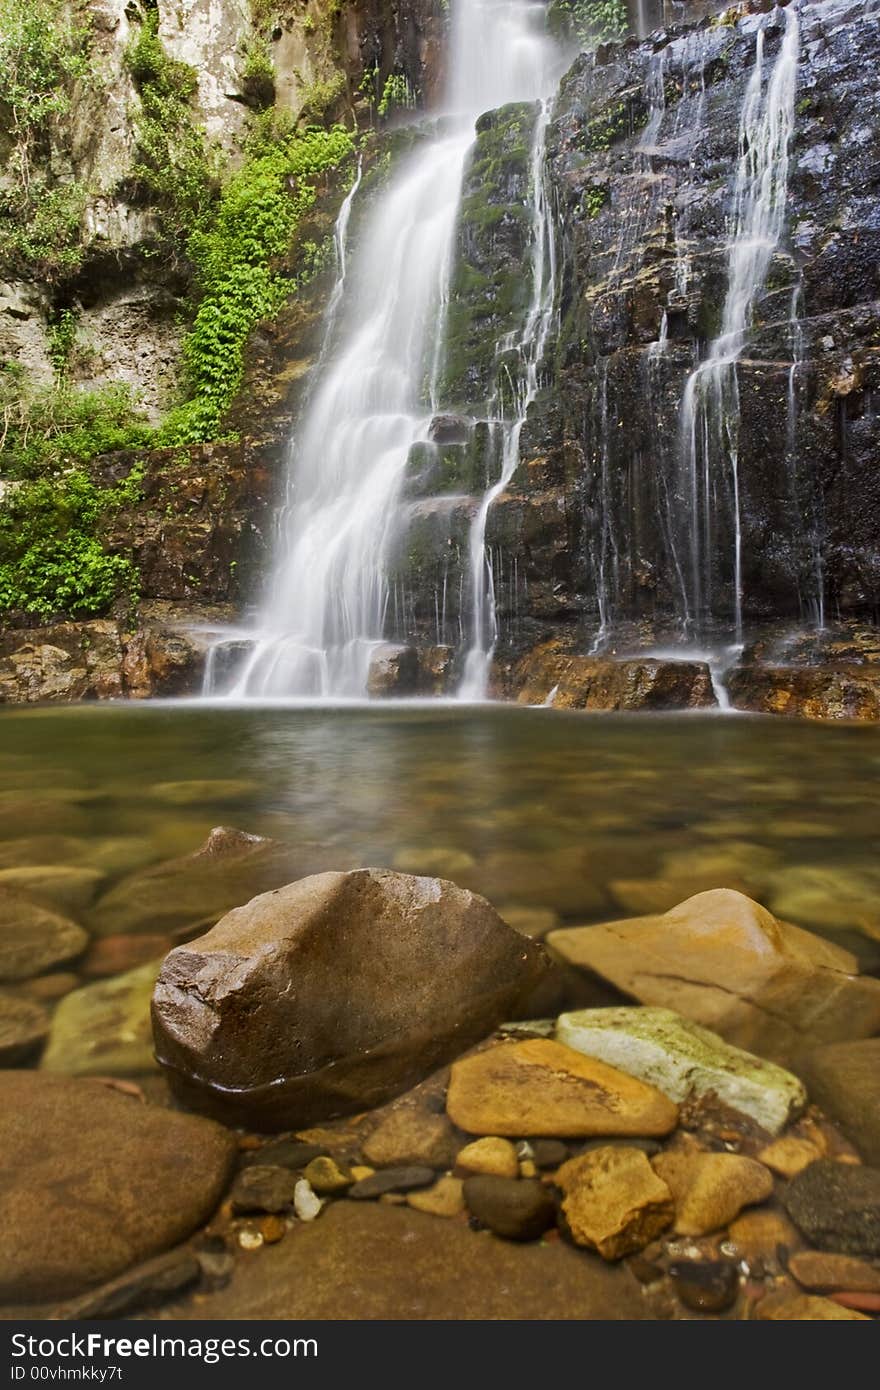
669 1258 740 1313
782 1159 880 1255
366 643 420 697
527 1139 570 1170
0 1071 235 1302
796 1039 880 1165
348 1165 436 1200
462 1175 557 1242
240 1139 329 1171
152 868 548 1130
231 1165 298 1215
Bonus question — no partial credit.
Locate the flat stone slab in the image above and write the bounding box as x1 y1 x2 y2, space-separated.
0 1071 235 1302
154 1201 649 1320
556 1006 806 1134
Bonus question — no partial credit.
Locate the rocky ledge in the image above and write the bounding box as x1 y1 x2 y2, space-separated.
2 865 880 1321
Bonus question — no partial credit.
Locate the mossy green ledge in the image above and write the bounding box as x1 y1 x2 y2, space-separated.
556 1006 806 1135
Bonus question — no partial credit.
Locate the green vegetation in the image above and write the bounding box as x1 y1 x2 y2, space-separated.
378 72 416 119
124 10 218 245
548 0 628 47
161 122 354 443
0 2 357 615
584 183 609 218
0 0 93 280
0 371 151 617
0 468 142 619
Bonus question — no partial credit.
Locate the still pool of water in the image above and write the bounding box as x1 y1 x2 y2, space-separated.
2 704 879 979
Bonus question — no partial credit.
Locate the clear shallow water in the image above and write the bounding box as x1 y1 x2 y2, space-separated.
2 704 879 970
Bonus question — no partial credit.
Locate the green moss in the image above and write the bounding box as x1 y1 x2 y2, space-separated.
437 103 539 409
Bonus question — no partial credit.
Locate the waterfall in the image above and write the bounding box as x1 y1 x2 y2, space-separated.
677 6 800 643
458 95 558 700
214 0 559 699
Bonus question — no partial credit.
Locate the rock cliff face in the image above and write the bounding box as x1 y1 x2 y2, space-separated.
386 0 880 713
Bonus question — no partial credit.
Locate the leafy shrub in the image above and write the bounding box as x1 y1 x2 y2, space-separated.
0 0 93 279
124 10 216 243
0 468 142 619
161 123 354 442
548 0 628 45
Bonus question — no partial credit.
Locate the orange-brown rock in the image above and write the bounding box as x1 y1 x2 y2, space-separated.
548 889 880 1064
788 1251 880 1294
652 1150 773 1236
445 1038 679 1138
508 642 717 711
756 1290 869 1320
556 1147 674 1260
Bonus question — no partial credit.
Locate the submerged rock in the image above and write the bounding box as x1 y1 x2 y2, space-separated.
0 990 49 1065
548 889 880 1064
796 1038 880 1165
152 868 548 1129
0 1071 235 1302
0 887 88 982
445 1037 679 1138
652 1150 773 1237
41 960 161 1077
89 825 297 938
156 1200 649 1319
0 864 105 913
782 1159 880 1256
555 1006 806 1134
462 1175 556 1242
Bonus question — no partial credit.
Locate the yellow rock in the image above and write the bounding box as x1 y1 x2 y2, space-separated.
407 1176 465 1219
446 1038 679 1139
454 1136 520 1180
652 1150 773 1236
351 1165 375 1182
556 1147 674 1260
757 1136 822 1179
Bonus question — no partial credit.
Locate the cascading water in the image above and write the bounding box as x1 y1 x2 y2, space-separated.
212 0 559 699
677 6 801 643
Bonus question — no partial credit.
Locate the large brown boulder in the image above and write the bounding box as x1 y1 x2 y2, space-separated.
0 1071 235 1303
152 869 549 1130
547 889 880 1065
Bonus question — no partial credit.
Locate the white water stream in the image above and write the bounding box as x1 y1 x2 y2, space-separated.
215 0 559 699
678 6 800 642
